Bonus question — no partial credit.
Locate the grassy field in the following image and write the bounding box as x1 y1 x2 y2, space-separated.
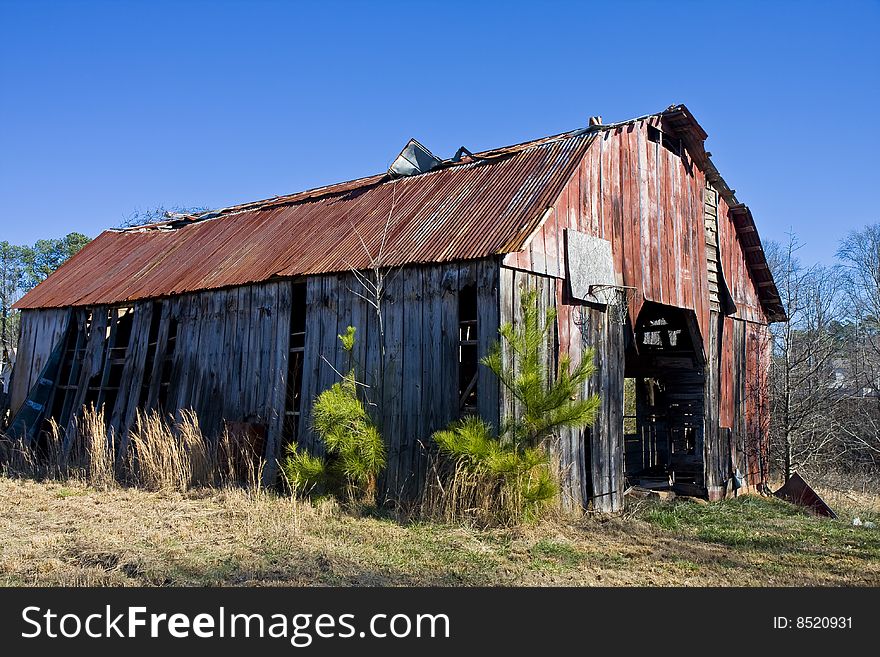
1 476 878 586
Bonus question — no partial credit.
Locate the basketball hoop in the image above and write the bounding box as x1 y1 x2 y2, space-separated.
588 284 636 326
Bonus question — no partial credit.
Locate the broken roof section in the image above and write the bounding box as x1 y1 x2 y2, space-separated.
14 105 784 320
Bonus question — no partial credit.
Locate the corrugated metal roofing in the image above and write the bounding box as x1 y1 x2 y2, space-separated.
16 130 596 309
13 105 784 321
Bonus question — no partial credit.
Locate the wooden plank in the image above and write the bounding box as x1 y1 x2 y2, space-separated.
65 306 108 441
7 309 38 416
263 281 291 485
144 301 171 412
476 259 500 432
419 266 443 496
380 267 404 500
439 264 460 429
400 267 423 498
298 277 324 452
111 302 152 454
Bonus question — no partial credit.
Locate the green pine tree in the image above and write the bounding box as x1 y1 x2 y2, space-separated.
433 288 600 522
283 326 385 503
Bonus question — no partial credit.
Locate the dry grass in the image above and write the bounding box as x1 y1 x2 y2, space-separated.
1 476 877 587
1 407 265 493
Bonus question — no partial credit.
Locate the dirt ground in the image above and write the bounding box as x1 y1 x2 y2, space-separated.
1 476 877 586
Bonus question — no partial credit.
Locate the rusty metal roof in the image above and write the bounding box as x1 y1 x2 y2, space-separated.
16 129 596 309
14 106 784 321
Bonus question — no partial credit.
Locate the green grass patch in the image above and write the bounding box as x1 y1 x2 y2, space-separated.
638 495 880 560
529 539 588 571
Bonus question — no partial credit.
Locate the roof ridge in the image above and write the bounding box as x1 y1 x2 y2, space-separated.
119 109 674 233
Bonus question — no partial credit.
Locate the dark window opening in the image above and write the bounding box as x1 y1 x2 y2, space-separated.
95 307 134 416
156 317 178 410
283 282 307 444
458 284 479 415
647 124 682 157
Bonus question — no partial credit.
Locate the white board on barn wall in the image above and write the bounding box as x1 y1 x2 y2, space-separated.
565 229 619 305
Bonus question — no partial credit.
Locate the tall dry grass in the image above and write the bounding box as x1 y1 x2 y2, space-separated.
417 456 555 527
0 407 267 494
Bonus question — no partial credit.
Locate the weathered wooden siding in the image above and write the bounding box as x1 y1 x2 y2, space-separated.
743 321 771 485
499 118 773 502
503 119 714 350
705 312 770 498
8 261 501 497
296 260 500 500
7 308 69 417
499 266 625 512
717 195 765 323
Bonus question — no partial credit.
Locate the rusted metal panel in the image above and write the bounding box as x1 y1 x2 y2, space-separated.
15 105 784 328
15 133 594 310
775 472 837 518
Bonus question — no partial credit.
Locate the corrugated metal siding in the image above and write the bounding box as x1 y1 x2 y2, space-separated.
15 134 593 309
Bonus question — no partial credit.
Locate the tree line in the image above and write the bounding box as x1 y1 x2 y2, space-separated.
768 223 880 487
0 233 91 378
1 207 204 390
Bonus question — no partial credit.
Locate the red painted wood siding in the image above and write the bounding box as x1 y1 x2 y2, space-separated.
503 119 770 350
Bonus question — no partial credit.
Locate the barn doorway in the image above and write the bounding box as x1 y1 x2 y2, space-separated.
623 302 706 495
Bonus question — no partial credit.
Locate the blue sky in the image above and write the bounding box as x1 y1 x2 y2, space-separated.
1 0 877 264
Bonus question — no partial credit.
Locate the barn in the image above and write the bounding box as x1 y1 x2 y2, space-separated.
6 104 784 512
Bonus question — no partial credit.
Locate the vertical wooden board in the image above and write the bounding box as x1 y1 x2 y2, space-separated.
196 290 218 434
264 281 291 484
335 274 355 377
65 306 108 435
543 206 561 279
420 267 443 492
144 301 170 411
170 294 195 413
163 296 185 412
318 276 340 396
555 281 576 508
719 314 735 429
636 122 652 301
298 277 324 452
498 267 515 427
221 287 242 422
237 286 257 420
344 274 368 386
26 310 50 389
111 302 152 440
619 127 635 308
510 270 525 423
609 130 624 280
380 268 405 499
703 312 723 493
175 294 198 417
240 286 261 418
477 260 500 432
540 274 555 385
657 146 670 305
399 267 423 497
598 133 610 241
362 277 382 423
529 220 548 277
439 265 459 429
8 309 37 415
732 319 747 475
606 315 625 510
257 285 278 427
589 146 601 237
197 290 224 436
